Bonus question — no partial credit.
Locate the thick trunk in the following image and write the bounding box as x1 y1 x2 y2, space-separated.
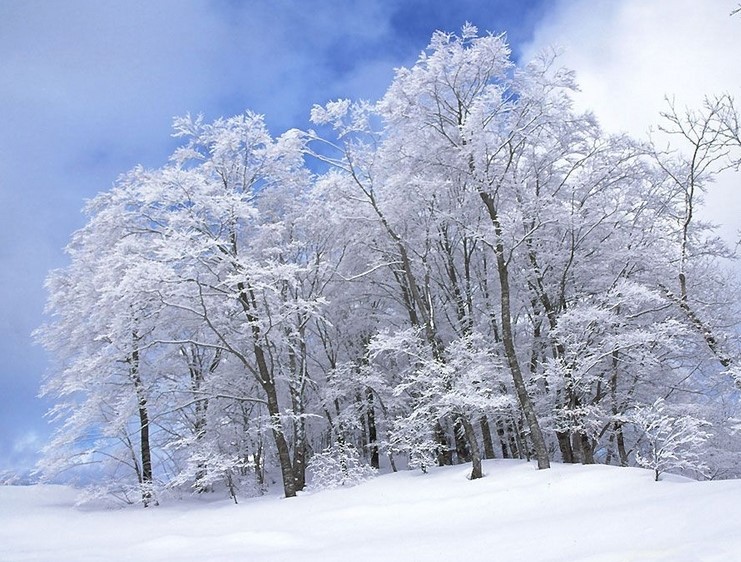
480 416 496 460
459 415 483 480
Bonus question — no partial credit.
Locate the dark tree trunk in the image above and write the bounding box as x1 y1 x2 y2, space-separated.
459 415 483 480
366 388 380 469
254 342 296 498
480 416 496 460
479 191 550 470
135 386 153 505
579 433 595 464
287 322 309 493
609 351 629 467
496 419 511 458
128 343 154 507
237 279 296 498
254 439 265 486
356 392 369 455
290 393 307 493
557 431 575 463
616 424 629 467
435 421 453 466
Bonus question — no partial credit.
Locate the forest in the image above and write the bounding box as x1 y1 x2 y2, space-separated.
36 26 741 506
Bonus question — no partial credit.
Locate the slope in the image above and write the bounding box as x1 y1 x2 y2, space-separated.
1 460 739 561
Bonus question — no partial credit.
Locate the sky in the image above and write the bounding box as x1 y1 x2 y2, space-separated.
1 0 739 476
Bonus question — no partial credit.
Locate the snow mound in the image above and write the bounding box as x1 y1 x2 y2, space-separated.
1 461 740 561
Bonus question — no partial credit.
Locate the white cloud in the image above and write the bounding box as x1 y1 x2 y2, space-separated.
523 0 741 247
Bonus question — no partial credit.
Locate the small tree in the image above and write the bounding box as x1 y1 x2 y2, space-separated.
628 399 711 481
307 443 377 491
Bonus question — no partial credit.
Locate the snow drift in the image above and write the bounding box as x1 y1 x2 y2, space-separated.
2 460 740 561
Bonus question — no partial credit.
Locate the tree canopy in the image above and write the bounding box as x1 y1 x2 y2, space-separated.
37 26 741 505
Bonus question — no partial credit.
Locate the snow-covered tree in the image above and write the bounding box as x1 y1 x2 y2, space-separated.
37 26 741 504
628 399 711 481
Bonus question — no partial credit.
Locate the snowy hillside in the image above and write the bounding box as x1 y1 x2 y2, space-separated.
2 460 740 561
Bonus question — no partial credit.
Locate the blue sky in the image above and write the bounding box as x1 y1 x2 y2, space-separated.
1 0 739 476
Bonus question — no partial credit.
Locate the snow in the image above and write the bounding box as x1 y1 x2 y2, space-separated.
2 460 740 561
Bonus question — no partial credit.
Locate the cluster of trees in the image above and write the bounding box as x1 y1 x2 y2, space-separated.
37 27 741 505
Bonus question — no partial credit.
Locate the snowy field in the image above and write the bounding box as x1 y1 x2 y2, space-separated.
2 460 740 561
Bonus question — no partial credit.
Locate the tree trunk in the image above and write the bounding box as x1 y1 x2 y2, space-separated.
557 431 575 463
479 191 550 470
237 279 296 498
288 325 309 492
496 419 510 458
435 421 453 466
609 351 629 467
129 343 154 507
480 416 496 460
255 343 296 498
616 424 629 467
459 415 483 480
135 387 153 506
290 390 307 492
254 438 265 487
454 417 472 464
512 416 529 461
577 432 595 464
187 346 218 493
292 437 306 492
366 388 380 469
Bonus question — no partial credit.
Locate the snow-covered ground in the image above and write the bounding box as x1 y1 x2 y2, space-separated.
2 460 740 561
